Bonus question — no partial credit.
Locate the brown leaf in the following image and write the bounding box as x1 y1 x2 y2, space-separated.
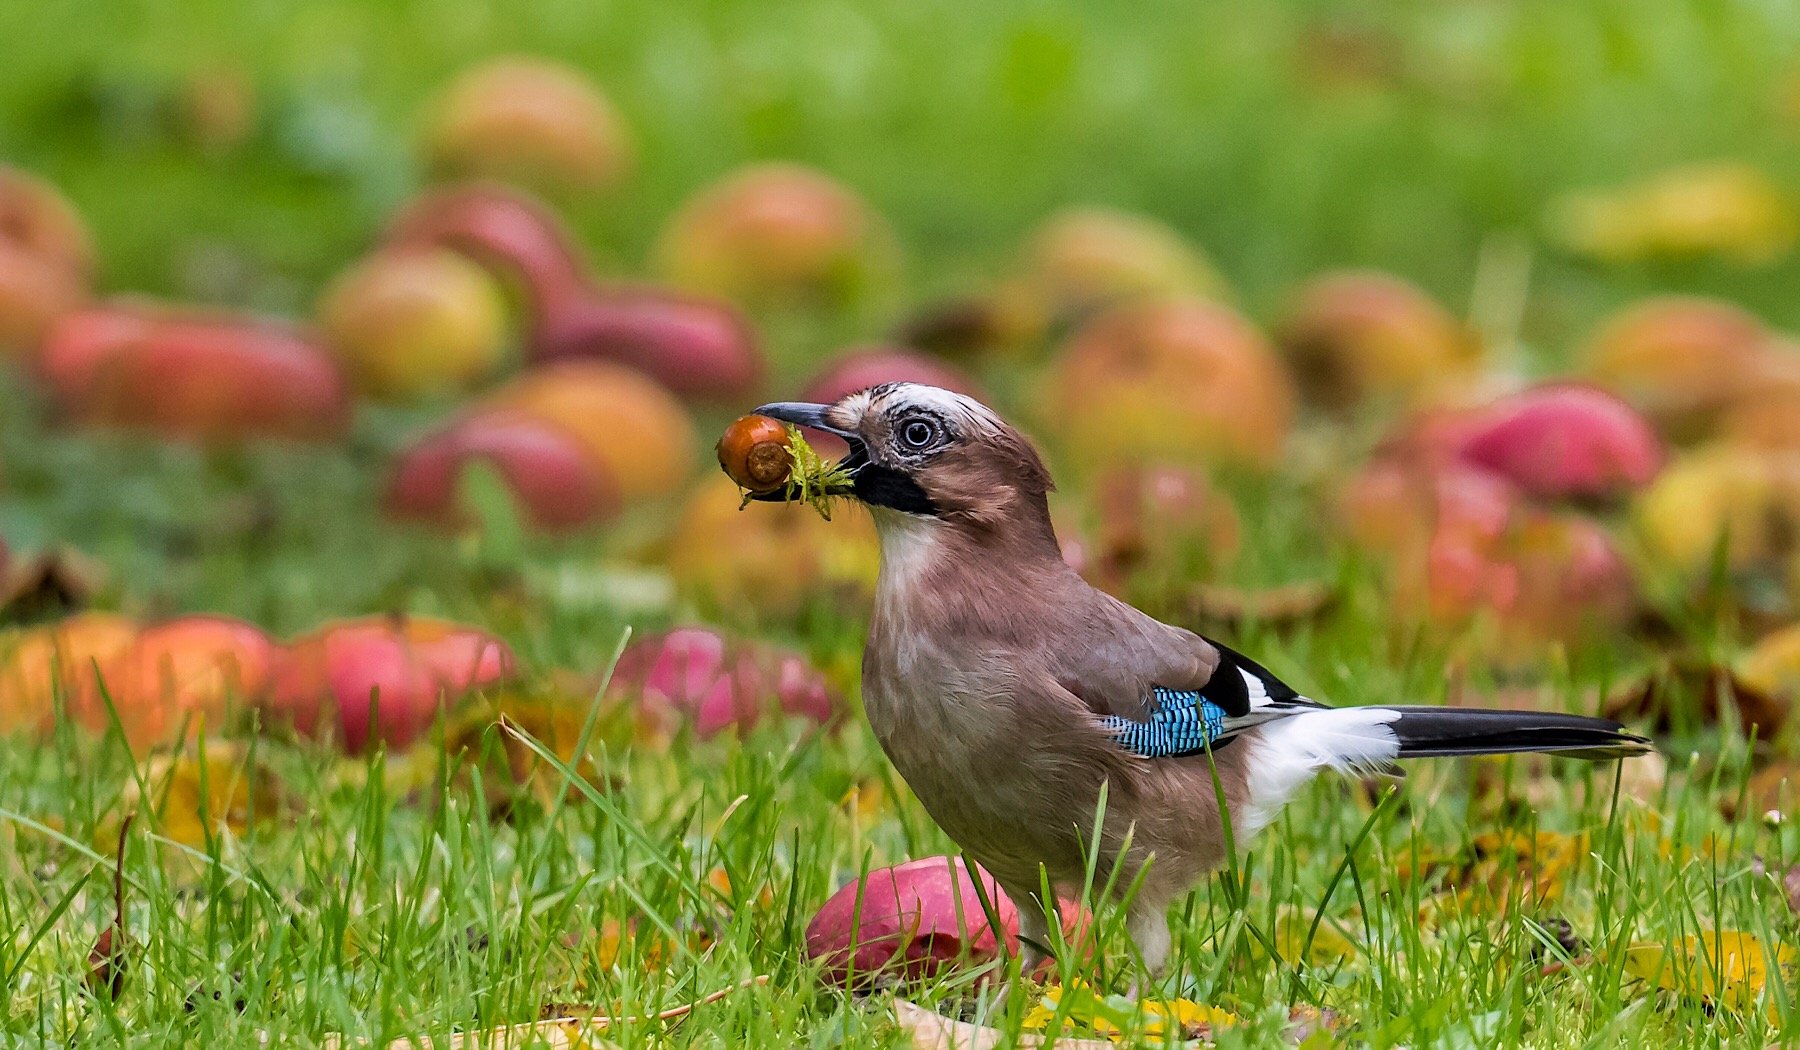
1602 661 1788 738
86 812 132 999
1 546 107 621
1728 761 1797 823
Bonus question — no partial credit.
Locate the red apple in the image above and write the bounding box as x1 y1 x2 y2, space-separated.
389 185 762 398
1023 206 1228 320
607 627 840 738
1277 270 1478 410
806 856 1088 987
318 246 510 402
655 162 894 306
39 302 352 441
483 361 695 504
1088 465 1242 593
267 615 513 752
1454 384 1664 501
386 409 619 532
1046 298 1295 472
1583 296 1776 442
422 56 634 193
86 615 275 749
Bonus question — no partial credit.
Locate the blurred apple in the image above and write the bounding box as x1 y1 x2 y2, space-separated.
1277 270 1477 411
484 360 695 504
0 240 87 357
0 612 139 737
1500 512 1637 645
1046 298 1295 471
797 346 986 456
0 166 92 278
1634 445 1800 582
1550 161 1797 266
1088 464 1241 594
1455 384 1664 501
389 185 762 398
1739 624 1800 707
1022 206 1229 320
607 626 839 739
267 615 513 752
1583 297 1776 441
1718 350 1800 451
39 302 352 441
1342 457 1517 558
667 475 879 621
655 162 894 306
387 409 619 533
318 246 510 401
422 56 633 193
888 286 1048 362
84 615 275 749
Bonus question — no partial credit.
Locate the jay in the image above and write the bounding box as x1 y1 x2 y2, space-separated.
749 383 1651 976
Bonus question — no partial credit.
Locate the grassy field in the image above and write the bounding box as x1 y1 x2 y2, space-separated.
3 0 1800 1046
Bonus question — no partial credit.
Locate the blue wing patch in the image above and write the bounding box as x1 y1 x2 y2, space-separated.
1100 687 1228 758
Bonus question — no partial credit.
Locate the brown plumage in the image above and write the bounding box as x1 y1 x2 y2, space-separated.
751 383 1650 976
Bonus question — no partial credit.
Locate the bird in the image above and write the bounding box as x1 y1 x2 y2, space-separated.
746 383 1653 979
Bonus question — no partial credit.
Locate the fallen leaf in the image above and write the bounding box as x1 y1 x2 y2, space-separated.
1736 762 1797 823
1603 661 1787 739
107 741 286 848
1021 980 1238 1043
312 976 766 1050
86 813 132 1000
0 546 107 621
896 998 1112 1050
1621 931 1798 1015
1272 909 1359 967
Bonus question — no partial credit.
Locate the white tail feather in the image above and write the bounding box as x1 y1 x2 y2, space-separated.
1238 708 1401 839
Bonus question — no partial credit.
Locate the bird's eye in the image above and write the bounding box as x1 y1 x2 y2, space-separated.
900 419 938 449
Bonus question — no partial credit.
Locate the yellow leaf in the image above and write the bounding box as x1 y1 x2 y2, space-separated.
1622 931 1799 1014
105 741 284 849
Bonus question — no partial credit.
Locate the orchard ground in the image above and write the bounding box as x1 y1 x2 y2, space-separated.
4 0 1800 1046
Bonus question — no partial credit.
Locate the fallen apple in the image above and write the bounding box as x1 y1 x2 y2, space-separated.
422 56 634 193
1023 206 1228 321
389 185 762 398
1634 444 1800 583
266 615 513 752
386 409 619 533
483 360 695 504
1046 298 1295 471
0 612 139 737
0 240 87 357
1583 296 1776 442
84 615 276 749
39 302 352 441
0 165 92 278
1454 384 1664 501
654 162 894 306
806 856 1086 987
318 246 510 402
666 475 879 621
607 626 839 739
1277 270 1477 411
1088 464 1242 595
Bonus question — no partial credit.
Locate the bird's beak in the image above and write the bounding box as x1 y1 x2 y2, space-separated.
748 401 868 502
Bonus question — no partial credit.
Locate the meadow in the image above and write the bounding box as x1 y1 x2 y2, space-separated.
2 0 1799 1046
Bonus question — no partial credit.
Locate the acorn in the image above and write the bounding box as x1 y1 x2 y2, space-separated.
717 414 793 493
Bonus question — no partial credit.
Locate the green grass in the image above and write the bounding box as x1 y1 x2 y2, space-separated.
4 0 1800 1045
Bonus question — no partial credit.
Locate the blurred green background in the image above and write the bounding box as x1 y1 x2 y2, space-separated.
7 0 1800 341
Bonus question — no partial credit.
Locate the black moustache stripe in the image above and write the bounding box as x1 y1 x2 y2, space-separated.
852 465 938 516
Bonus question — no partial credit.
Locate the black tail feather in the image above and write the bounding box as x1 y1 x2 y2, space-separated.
1385 707 1653 761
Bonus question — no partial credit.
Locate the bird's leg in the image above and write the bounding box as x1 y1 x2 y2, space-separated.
1124 905 1172 1000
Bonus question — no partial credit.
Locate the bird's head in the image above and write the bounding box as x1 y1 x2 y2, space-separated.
752 384 1058 546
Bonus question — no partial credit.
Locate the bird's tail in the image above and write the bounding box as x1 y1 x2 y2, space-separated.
1381 706 1652 761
